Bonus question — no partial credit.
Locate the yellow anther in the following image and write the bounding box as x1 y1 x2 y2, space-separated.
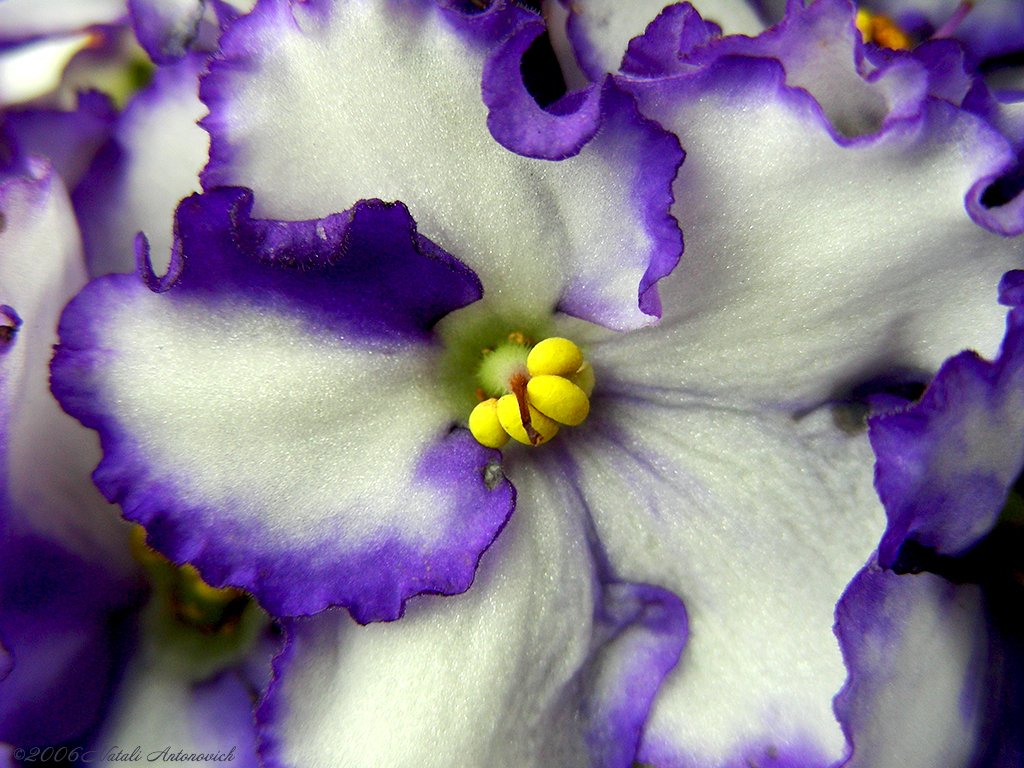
527 374 590 426
469 398 511 448
496 393 559 446
527 337 584 378
856 8 911 49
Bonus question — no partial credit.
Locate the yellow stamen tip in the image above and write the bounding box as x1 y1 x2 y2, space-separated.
527 337 584 378
496 393 559 446
527 374 590 426
469 398 511 448
856 8 911 49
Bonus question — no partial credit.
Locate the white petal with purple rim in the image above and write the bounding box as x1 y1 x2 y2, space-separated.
836 566 988 768
558 0 764 79
259 459 683 768
566 402 884 767
96 289 457 542
0 163 133 570
203 0 673 331
77 53 209 277
616 57 1022 408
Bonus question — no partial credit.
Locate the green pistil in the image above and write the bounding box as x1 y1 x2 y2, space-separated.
476 341 530 398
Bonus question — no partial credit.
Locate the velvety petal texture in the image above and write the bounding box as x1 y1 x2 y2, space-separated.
834 564 989 768
870 270 1024 567
201 0 682 331
557 0 764 81
51 188 514 621
563 400 884 768
257 458 686 768
75 53 209 277
614 42 1022 408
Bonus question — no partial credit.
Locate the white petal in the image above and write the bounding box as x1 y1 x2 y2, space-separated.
568 402 885 766
616 62 1021 407
204 0 670 329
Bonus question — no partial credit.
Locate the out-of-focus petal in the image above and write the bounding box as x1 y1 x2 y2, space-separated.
75 53 209 277
2 91 116 190
257 458 686 768
0 0 127 42
0 163 134 567
0 534 143 748
201 0 683 331
835 563 989 768
51 188 514 621
89 656 262 766
565 401 884 767
128 0 206 63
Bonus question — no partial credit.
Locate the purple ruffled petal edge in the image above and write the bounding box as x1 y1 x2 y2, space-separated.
869 270 1024 568
483 17 604 160
200 0 533 190
51 188 516 621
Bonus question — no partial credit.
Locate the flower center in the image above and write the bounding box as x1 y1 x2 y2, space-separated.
468 334 593 448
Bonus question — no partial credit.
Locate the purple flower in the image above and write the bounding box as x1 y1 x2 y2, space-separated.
8 0 1023 765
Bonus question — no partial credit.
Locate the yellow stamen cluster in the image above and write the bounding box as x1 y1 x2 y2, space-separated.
855 8 912 50
469 336 593 448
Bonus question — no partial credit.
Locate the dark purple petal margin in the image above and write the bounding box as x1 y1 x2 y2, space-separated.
869 271 1024 568
483 17 604 160
50 188 516 620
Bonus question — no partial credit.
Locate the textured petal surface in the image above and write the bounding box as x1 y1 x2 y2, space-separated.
51 189 513 620
201 0 682 330
835 564 989 768
75 53 209 277
564 398 884 768
870 271 1024 567
258 458 686 768
561 0 763 80
615 55 1022 408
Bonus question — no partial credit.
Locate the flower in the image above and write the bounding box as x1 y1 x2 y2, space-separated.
3 0 1022 765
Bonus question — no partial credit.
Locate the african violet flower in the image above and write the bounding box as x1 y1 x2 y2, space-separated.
39 0 1024 765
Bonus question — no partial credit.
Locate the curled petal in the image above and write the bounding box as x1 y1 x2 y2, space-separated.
870 271 1024 567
